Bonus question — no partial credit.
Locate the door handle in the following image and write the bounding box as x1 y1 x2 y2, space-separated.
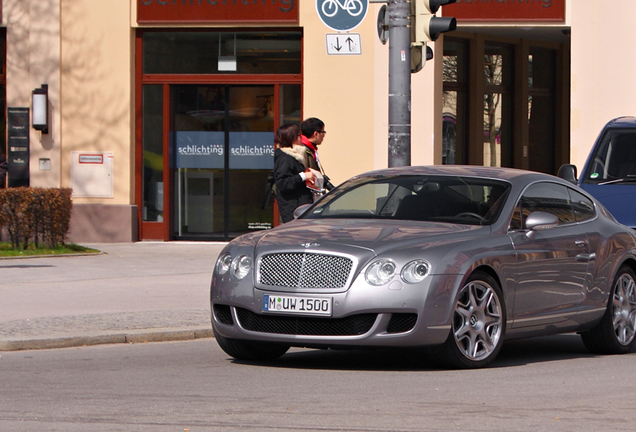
575 239 588 248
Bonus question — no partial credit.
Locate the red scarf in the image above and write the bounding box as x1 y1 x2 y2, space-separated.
301 135 317 159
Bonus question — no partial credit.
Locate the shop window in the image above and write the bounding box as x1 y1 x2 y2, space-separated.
280 84 302 125
142 85 164 222
528 47 556 174
143 31 301 75
483 43 513 168
443 38 468 165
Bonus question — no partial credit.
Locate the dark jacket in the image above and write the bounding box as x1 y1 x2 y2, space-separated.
301 136 334 191
274 145 313 223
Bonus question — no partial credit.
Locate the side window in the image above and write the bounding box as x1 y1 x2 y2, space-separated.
517 182 574 228
568 188 596 222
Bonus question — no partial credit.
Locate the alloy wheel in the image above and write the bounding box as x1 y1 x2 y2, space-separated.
612 273 636 346
453 280 503 361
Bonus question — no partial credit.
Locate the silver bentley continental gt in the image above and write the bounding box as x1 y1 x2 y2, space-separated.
210 166 636 368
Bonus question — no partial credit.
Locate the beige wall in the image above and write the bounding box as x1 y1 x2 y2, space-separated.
9 0 606 242
4 0 61 188
300 3 382 187
570 0 636 171
60 0 133 205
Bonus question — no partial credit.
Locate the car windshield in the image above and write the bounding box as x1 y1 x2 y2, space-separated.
584 129 636 183
302 175 511 225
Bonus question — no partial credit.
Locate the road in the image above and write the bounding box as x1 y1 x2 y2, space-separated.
1 335 635 432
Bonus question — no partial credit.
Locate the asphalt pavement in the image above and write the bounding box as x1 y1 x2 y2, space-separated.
0 241 226 351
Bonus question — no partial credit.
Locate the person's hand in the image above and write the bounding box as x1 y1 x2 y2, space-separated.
304 169 316 184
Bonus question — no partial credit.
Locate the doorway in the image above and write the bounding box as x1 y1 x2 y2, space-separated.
136 29 302 241
173 84 276 239
442 33 570 174
140 82 301 241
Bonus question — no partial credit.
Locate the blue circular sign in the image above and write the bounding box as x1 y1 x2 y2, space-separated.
316 0 369 32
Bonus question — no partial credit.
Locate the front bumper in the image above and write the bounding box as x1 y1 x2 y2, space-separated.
210 274 456 348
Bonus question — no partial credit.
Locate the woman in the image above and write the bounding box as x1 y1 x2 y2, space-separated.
273 124 315 223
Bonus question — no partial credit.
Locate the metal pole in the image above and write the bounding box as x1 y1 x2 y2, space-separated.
387 0 411 167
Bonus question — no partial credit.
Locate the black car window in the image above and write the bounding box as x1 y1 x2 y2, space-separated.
584 129 636 182
568 188 596 222
514 182 574 228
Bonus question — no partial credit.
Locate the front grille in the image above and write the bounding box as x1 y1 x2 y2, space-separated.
236 308 377 336
258 253 353 289
387 313 418 333
213 304 233 325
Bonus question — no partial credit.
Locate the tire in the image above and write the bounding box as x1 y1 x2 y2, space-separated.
213 327 290 361
439 271 506 369
581 265 636 355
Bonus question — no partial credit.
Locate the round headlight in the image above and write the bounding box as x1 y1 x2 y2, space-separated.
365 259 397 286
401 260 430 284
217 254 233 275
232 254 252 280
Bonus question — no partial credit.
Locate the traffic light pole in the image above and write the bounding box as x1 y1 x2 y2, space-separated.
387 0 412 168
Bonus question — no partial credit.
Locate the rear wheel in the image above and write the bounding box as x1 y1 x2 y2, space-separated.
439 271 505 369
213 327 290 361
581 265 636 354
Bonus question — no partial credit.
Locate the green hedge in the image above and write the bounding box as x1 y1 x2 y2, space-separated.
0 187 73 250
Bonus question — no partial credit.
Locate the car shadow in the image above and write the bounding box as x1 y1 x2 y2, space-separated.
230 334 635 371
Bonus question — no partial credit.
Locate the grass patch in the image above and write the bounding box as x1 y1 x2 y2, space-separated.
0 242 101 257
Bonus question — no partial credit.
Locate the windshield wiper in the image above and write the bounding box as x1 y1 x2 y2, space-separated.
598 175 636 185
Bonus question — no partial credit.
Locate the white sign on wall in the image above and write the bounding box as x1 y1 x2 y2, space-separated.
326 33 362 55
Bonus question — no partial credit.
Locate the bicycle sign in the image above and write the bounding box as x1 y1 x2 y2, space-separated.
316 0 369 32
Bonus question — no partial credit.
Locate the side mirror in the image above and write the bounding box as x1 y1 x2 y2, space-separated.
293 203 313 219
525 211 559 231
557 164 578 185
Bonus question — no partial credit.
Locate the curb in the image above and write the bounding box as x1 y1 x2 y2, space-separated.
0 328 214 352
0 252 105 260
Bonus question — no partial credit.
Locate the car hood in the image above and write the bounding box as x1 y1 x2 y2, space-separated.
580 184 636 228
252 219 488 258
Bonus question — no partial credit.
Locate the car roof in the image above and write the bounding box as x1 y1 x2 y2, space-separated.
603 116 636 129
354 165 560 184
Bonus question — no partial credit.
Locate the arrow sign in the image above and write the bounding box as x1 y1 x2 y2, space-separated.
326 33 362 55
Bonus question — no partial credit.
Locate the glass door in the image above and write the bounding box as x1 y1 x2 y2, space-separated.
172 84 276 239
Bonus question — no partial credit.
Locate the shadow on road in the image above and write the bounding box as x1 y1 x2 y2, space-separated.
230 333 633 371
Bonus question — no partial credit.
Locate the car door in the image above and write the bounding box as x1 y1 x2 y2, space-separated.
509 182 590 329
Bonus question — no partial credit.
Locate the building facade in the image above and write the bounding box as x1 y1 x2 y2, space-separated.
0 0 634 242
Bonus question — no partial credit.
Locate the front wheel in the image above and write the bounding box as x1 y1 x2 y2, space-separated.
439 271 505 369
581 265 636 354
213 327 290 361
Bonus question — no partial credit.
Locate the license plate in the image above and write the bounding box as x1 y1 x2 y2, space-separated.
262 294 332 316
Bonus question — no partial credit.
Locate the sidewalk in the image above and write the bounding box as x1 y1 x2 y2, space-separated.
0 241 226 351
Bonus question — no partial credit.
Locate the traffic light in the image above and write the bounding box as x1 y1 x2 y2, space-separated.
412 0 457 44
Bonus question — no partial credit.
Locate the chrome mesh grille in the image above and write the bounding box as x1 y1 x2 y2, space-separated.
259 253 353 289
